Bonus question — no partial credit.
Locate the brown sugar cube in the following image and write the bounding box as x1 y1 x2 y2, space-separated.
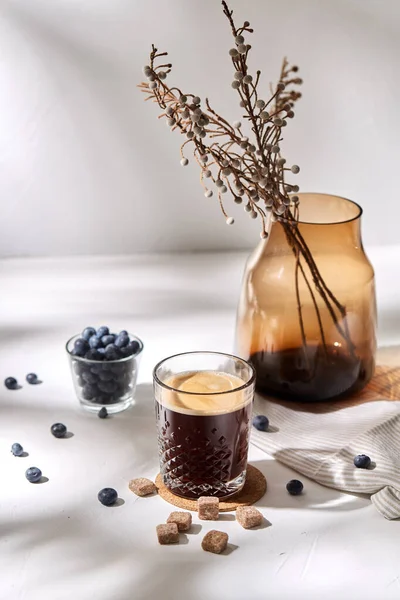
156 523 179 545
236 506 263 529
167 511 192 532
198 496 219 520
129 478 157 497
201 530 228 554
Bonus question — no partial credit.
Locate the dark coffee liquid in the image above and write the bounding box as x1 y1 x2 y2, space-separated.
156 400 252 498
250 345 374 402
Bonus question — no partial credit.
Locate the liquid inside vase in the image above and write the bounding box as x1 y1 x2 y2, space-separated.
250 344 374 402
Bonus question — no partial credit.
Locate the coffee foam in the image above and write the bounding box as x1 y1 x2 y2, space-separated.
159 370 252 416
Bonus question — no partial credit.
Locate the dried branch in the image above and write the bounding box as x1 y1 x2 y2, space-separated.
139 1 355 355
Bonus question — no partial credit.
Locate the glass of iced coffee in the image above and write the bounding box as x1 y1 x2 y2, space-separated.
153 351 255 499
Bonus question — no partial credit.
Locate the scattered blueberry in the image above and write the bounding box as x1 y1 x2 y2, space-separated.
96 326 109 338
26 373 39 384
82 327 96 341
286 479 304 495
354 454 371 469
101 334 116 346
98 407 108 419
85 349 103 361
5 377 18 390
25 467 42 483
51 423 67 438
89 335 102 350
11 443 24 456
253 415 269 431
98 487 118 506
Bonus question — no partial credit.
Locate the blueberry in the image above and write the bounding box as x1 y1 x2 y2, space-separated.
286 479 304 495
25 467 42 483
90 364 103 375
98 371 114 382
94 395 109 405
82 371 98 385
51 423 67 438
125 340 140 356
82 384 97 400
115 373 126 385
98 380 118 394
11 443 24 456
82 327 96 341
101 334 116 346
97 347 106 356
26 373 39 384
98 487 118 506
73 362 84 375
85 349 103 361
89 336 102 350
129 340 140 354
96 326 109 338
118 381 131 395
354 454 371 469
119 330 128 337
74 338 89 353
105 344 122 361
110 363 125 375
98 407 108 419
5 377 18 390
253 415 269 431
115 334 129 348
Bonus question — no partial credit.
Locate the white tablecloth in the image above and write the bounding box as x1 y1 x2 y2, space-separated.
1 248 400 600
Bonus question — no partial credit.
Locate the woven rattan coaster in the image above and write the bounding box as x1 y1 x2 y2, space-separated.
155 464 266 512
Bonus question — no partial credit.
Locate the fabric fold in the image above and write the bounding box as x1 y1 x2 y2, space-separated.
251 392 400 519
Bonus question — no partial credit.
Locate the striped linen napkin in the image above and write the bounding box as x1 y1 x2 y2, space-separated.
251 366 400 519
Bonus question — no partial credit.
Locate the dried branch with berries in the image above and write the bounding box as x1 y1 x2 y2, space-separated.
139 1 354 356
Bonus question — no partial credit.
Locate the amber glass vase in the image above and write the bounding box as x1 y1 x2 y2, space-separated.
235 193 377 402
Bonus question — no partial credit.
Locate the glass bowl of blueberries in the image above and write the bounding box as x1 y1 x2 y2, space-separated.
66 326 143 414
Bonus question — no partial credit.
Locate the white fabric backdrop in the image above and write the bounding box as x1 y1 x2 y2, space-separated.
0 0 399 257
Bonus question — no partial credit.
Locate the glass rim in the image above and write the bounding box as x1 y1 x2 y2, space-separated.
280 192 363 226
65 332 144 364
153 350 256 396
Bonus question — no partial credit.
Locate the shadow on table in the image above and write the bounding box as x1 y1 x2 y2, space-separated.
251 458 370 512
257 362 400 415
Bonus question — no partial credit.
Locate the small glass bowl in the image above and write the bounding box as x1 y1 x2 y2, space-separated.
66 333 144 414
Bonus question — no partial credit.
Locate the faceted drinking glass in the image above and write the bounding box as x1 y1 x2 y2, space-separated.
154 351 255 499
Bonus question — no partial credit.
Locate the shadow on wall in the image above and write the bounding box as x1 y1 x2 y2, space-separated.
0 0 258 256
2 0 399 256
